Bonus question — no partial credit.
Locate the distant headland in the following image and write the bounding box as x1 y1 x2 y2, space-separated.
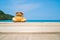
0 10 14 20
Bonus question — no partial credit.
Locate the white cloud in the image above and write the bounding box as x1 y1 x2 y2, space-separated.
9 0 40 12
3 0 41 15
13 3 40 12
10 0 27 4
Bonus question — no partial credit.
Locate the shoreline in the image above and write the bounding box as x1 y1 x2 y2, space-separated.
0 22 60 26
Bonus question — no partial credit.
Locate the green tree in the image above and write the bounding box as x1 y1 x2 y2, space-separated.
0 10 14 20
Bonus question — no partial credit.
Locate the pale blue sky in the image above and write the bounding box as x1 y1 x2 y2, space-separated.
0 0 60 20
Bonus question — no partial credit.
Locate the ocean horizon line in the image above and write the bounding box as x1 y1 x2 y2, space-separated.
0 20 60 22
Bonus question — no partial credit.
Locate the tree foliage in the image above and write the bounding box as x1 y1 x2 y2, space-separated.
0 10 14 20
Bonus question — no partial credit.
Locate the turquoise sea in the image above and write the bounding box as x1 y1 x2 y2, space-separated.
0 20 60 22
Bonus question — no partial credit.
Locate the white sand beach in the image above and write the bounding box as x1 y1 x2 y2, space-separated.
0 22 60 32
0 22 60 40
